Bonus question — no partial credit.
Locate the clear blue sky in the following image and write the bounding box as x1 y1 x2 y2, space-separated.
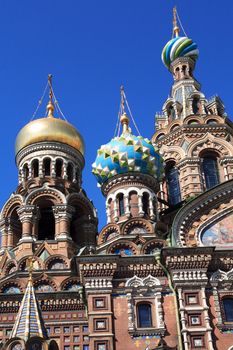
0 0 232 230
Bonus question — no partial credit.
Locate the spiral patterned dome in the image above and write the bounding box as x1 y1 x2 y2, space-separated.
162 36 199 69
92 114 163 186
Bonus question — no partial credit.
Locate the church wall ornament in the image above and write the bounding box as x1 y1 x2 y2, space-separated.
172 179 233 246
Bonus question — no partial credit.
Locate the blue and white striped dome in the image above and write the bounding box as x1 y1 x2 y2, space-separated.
162 36 199 69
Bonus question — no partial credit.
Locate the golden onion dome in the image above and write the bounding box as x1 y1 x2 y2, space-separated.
15 87 85 156
15 116 85 156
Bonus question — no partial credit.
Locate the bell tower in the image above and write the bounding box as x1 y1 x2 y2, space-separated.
0 75 97 257
152 8 233 207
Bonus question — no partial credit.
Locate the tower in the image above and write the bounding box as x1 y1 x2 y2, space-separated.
152 8 233 209
0 76 97 349
92 87 165 255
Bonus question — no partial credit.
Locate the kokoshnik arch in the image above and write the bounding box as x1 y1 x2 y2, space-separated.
0 7 233 350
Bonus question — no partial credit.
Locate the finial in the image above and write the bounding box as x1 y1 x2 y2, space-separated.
120 85 125 114
173 6 180 37
120 86 130 134
27 257 34 282
46 74 55 118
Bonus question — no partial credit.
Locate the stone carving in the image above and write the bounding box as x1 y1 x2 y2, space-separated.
125 274 160 287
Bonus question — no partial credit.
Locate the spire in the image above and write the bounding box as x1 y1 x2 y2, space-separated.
10 257 48 341
173 6 180 37
46 74 55 118
120 86 130 134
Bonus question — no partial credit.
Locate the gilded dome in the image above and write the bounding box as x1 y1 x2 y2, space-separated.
15 116 85 156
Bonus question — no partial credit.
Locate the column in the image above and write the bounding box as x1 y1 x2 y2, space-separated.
124 195 130 218
0 218 8 250
31 207 40 241
63 162 68 179
106 202 111 224
113 199 118 222
149 196 155 220
39 159 43 178
6 218 14 249
17 205 38 242
138 194 143 217
127 292 135 331
178 288 189 350
200 99 206 114
201 287 214 350
51 159 56 178
52 204 75 240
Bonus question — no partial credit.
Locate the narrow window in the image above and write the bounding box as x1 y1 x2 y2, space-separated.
192 97 201 115
32 159 39 178
118 193 125 216
38 207 55 240
167 105 176 120
43 158 51 176
23 164 29 180
223 298 233 322
55 159 63 178
166 163 181 206
67 163 73 182
142 193 149 216
201 154 219 189
138 303 152 328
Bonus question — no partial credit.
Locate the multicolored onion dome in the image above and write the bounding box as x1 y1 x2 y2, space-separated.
162 36 199 69
92 114 163 185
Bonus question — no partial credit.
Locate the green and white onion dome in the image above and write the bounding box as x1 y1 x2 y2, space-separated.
162 35 199 69
92 113 163 186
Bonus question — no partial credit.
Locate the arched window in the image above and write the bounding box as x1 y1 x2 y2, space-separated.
188 119 199 125
165 162 181 206
29 342 42 350
167 105 176 120
192 97 201 115
67 163 73 181
207 119 218 125
117 193 125 216
11 343 23 350
32 159 39 178
223 298 233 322
142 193 149 216
55 159 63 178
170 124 179 131
38 203 55 240
11 208 22 247
201 153 219 190
43 158 51 176
182 65 187 76
156 133 165 141
137 303 152 328
23 164 29 180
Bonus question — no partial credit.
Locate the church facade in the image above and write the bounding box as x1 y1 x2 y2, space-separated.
0 9 233 350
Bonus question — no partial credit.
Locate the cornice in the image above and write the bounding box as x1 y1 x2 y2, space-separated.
16 141 84 168
101 173 159 196
155 124 230 148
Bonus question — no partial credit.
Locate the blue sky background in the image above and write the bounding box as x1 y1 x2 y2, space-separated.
0 0 232 230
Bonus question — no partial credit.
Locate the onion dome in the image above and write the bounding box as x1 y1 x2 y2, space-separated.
15 75 85 156
92 113 163 186
161 7 199 69
162 36 199 69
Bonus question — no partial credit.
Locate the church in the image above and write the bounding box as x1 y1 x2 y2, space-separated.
0 7 233 350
